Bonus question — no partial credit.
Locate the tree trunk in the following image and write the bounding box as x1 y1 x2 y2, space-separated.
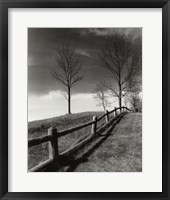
68 86 71 114
119 97 122 109
119 84 122 111
102 101 106 111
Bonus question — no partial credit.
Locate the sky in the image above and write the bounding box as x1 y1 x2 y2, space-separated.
28 28 142 121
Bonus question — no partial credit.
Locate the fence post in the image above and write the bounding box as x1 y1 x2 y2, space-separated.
48 127 59 169
105 110 109 123
91 116 97 136
114 107 117 117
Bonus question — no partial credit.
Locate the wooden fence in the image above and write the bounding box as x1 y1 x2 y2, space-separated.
28 106 131 172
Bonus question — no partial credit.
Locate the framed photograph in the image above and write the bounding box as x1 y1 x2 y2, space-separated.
0 0 169 199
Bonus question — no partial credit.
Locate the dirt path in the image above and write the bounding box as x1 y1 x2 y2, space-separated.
70 113 142 172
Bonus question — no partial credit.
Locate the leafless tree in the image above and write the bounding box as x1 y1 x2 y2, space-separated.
128 92 142 112
99 34 142 110
93 82 111 111
51 44 82 114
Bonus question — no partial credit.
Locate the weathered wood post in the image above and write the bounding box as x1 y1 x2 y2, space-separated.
48 127 59 169
91 116 97 136
105 110 109 123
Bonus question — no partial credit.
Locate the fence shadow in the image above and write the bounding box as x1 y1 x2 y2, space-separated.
29 107 131 172
64 114 126 172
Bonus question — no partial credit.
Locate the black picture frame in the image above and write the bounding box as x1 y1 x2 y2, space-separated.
0 0 169 199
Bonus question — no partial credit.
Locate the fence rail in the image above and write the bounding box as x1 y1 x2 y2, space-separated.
28 106 131 172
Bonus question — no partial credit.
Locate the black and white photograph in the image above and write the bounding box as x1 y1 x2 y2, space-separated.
28 28 142 172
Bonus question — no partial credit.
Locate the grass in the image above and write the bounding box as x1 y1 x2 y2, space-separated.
28 111 105 170
67 113 142 172
28 112 142 172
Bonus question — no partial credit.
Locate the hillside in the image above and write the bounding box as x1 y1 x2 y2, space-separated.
71 113 142 172
28 111 105 170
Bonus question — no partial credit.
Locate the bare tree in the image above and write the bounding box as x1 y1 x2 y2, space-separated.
128 92 142 112
99 34 142 110
126 72 142 112
51 44 82 114
93 82 111 111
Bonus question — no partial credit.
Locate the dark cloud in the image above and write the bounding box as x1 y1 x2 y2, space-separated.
78 28 142 38
28 28 141 95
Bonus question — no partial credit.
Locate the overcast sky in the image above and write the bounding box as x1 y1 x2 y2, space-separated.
28 28 142 121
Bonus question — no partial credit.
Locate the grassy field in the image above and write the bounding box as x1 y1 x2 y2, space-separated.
71 113 142 172
28 111 105 170
28 112 142 172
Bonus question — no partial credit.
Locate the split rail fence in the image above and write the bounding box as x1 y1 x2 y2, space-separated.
28 106 131 172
